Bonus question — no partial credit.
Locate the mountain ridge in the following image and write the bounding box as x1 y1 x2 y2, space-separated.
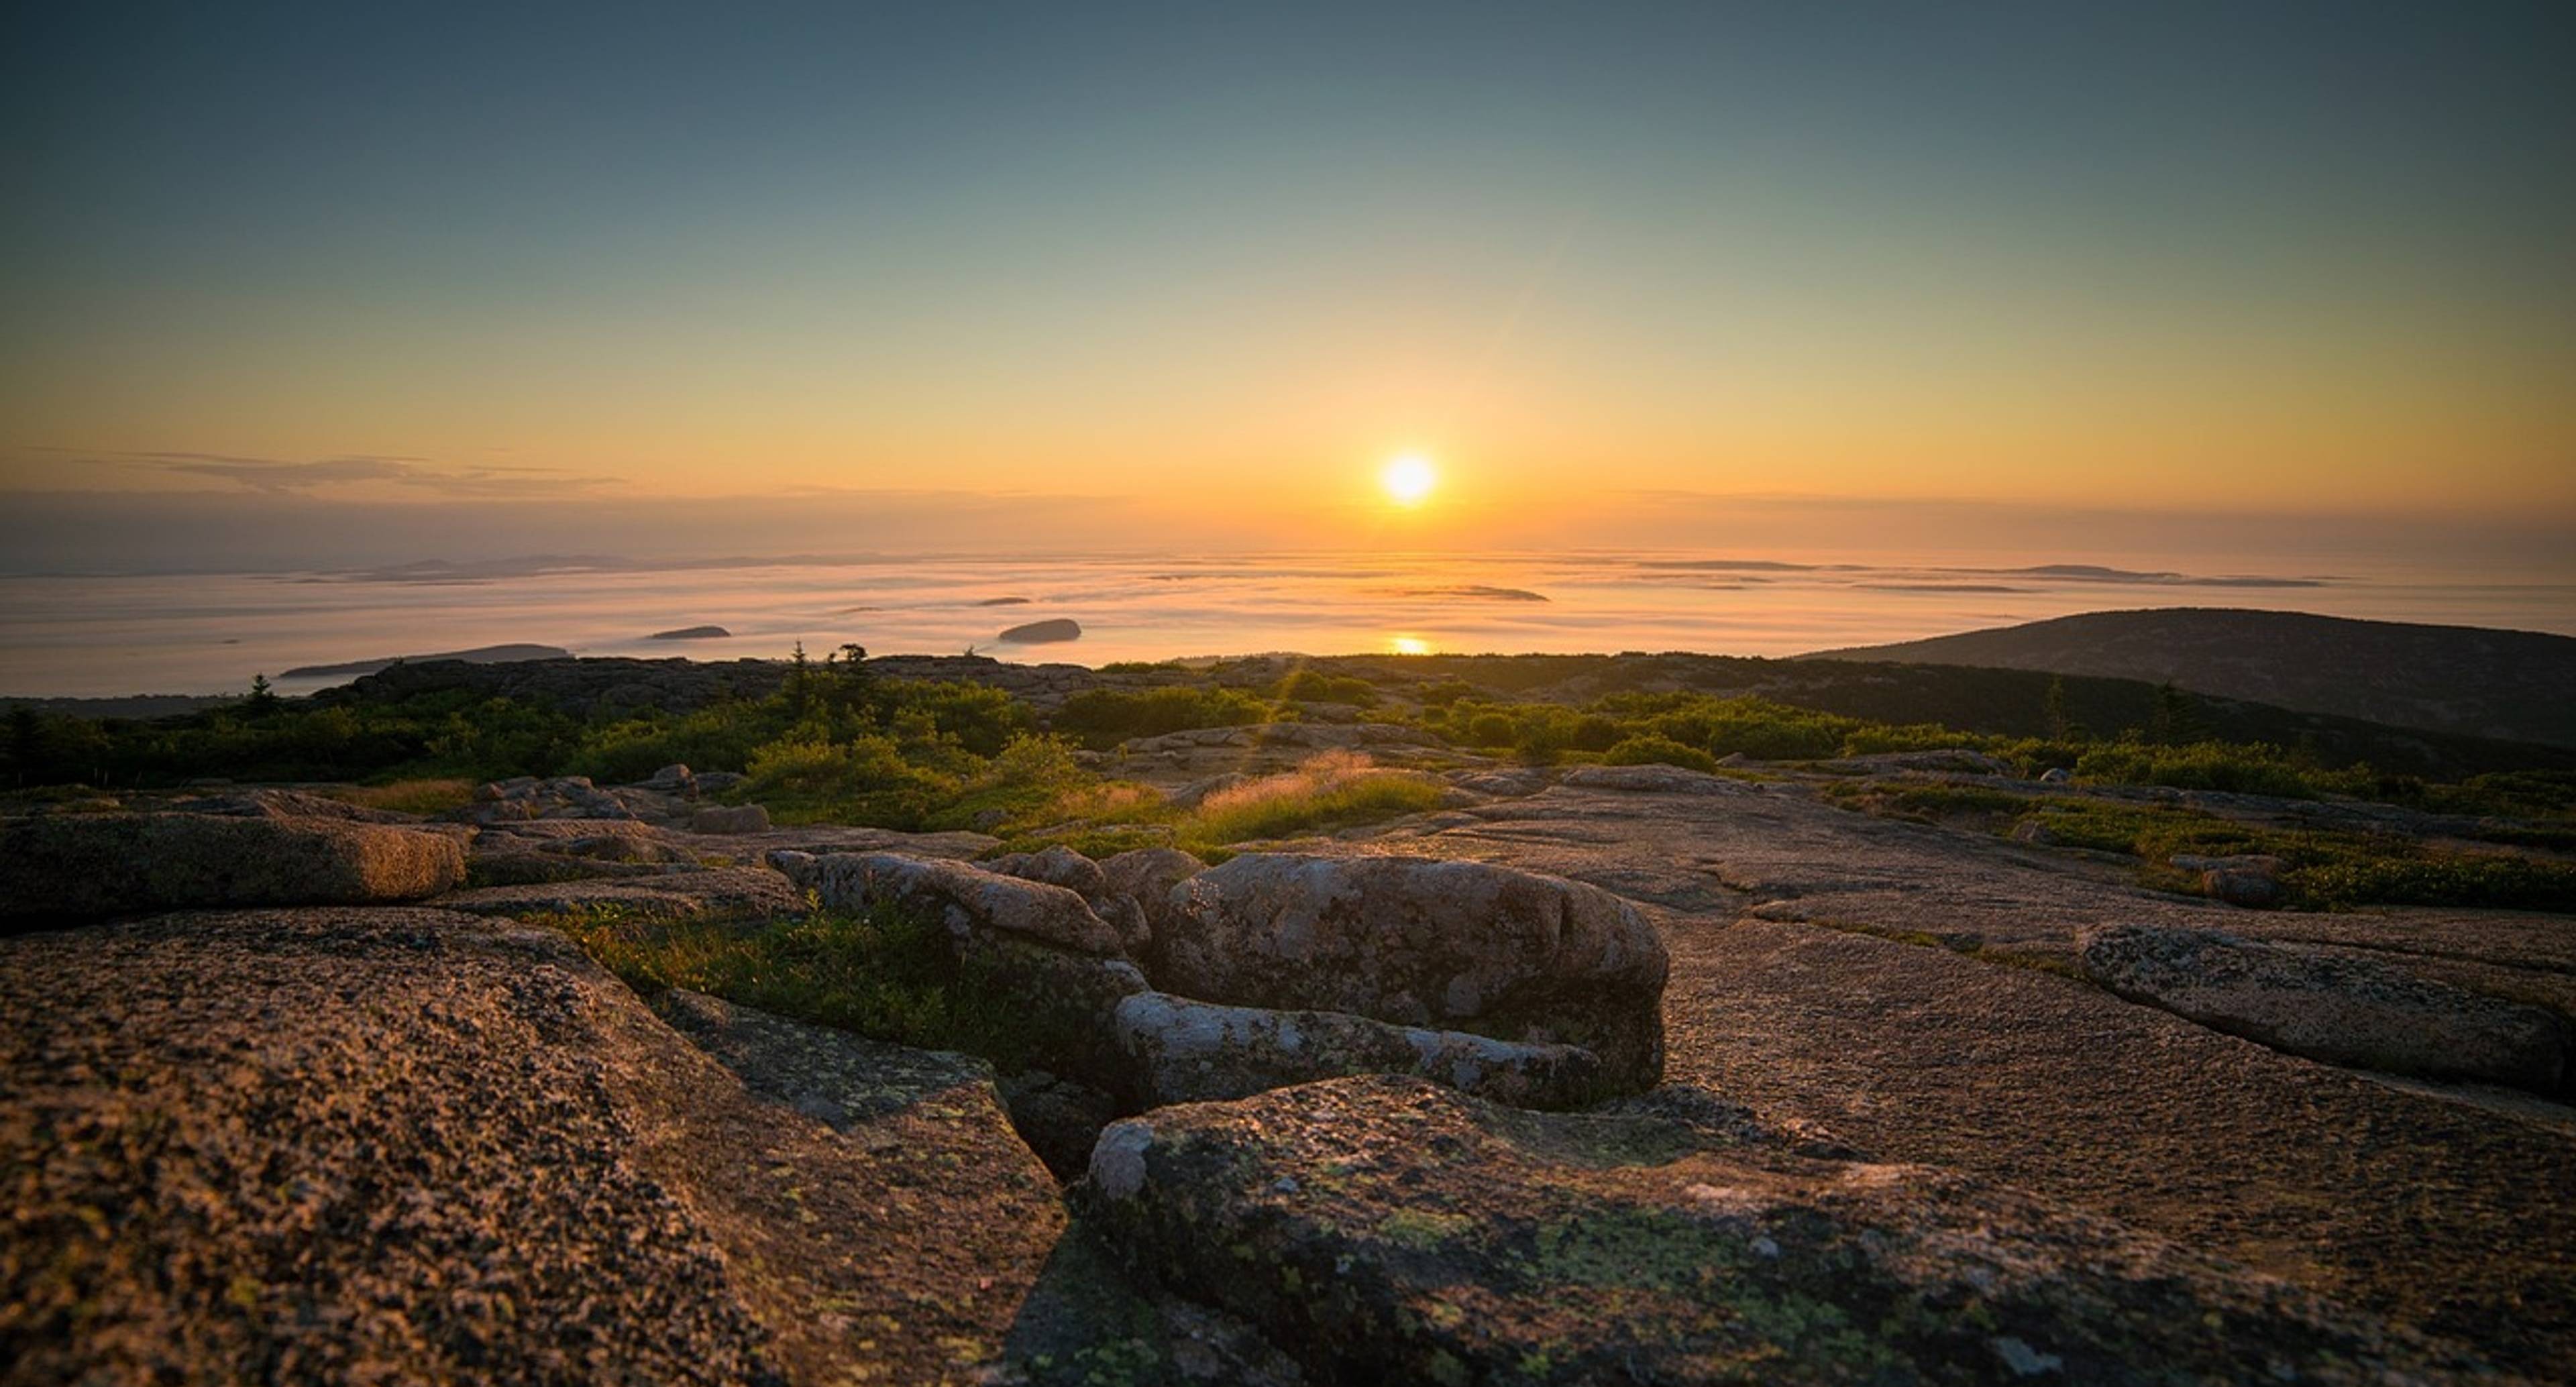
1803 607 2576 748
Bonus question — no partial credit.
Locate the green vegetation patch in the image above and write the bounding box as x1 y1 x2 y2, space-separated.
551 902 1053 1070
2014 799 2576 912
1181 757 1446 850
321 777 479 815
1418 691 1984 767
1275 669 1382 707
1600 736 1720 774
1050 686 1274 751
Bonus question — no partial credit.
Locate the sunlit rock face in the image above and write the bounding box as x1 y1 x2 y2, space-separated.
1148 852 1670 1093
0 811 464 926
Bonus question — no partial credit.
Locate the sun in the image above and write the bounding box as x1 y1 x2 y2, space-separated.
1381 453 1437 506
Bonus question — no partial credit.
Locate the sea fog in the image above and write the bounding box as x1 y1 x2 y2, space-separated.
3 550 2570 699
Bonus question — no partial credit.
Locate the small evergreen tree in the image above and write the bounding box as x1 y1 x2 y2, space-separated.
2150 681 2203 745
785 642 814 718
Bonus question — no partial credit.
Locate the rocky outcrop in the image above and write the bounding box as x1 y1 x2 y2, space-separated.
1561 763 1762 795
988 844 1150 954
2078 923 2569 1093
1112 991 1607 1109
792 852 1147 1096
1099 846 1205 953
1154 853 1668 1091
688 803 771 835
1084 1074 2492 1386
431 867 805 922
0 908 1064 1385
2171 852 2290 907
459 773 734 826
800 852 1125 956
0 812 464 926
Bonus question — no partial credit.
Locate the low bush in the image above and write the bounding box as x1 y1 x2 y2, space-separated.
568 704 777 785
1601 735 1719 773
741 733 962 830
2286 854 2576 913
1051 686 1273 751
1276 669 1381 706
2072 742 2335 799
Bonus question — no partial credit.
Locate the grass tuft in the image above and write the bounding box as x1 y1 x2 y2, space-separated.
325 777 478 814
1179 750 1446 851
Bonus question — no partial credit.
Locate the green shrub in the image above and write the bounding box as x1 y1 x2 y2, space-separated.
2286 855 2576 913
1417 679 1481 707
1276 669 1381 706
1462 710 1517 746
2073 742 2328 799
568 704 778 783
930 733 1102 833
880 679 1034 758
1051 686 1273 750
1838 722 1981 755
741 733 961 829
1601 735 1719 773
1702 709 1843 761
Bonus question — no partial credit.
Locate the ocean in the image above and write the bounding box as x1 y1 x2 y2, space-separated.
3 550 2570 698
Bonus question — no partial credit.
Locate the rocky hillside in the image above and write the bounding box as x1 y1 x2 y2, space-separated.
5 721 2573 1382
1804 608 2576 748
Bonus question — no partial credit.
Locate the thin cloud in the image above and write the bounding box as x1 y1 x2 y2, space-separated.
82 450 614 498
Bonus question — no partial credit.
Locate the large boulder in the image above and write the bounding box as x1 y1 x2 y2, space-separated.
2078 923 2569 1093
1083 1074 2491 1386
0 812 465 926
1112 991 1607 1109
1154 853 1668 1091
0 908 1065 1385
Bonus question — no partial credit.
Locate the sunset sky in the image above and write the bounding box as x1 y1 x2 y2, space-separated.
3 2 2570 567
